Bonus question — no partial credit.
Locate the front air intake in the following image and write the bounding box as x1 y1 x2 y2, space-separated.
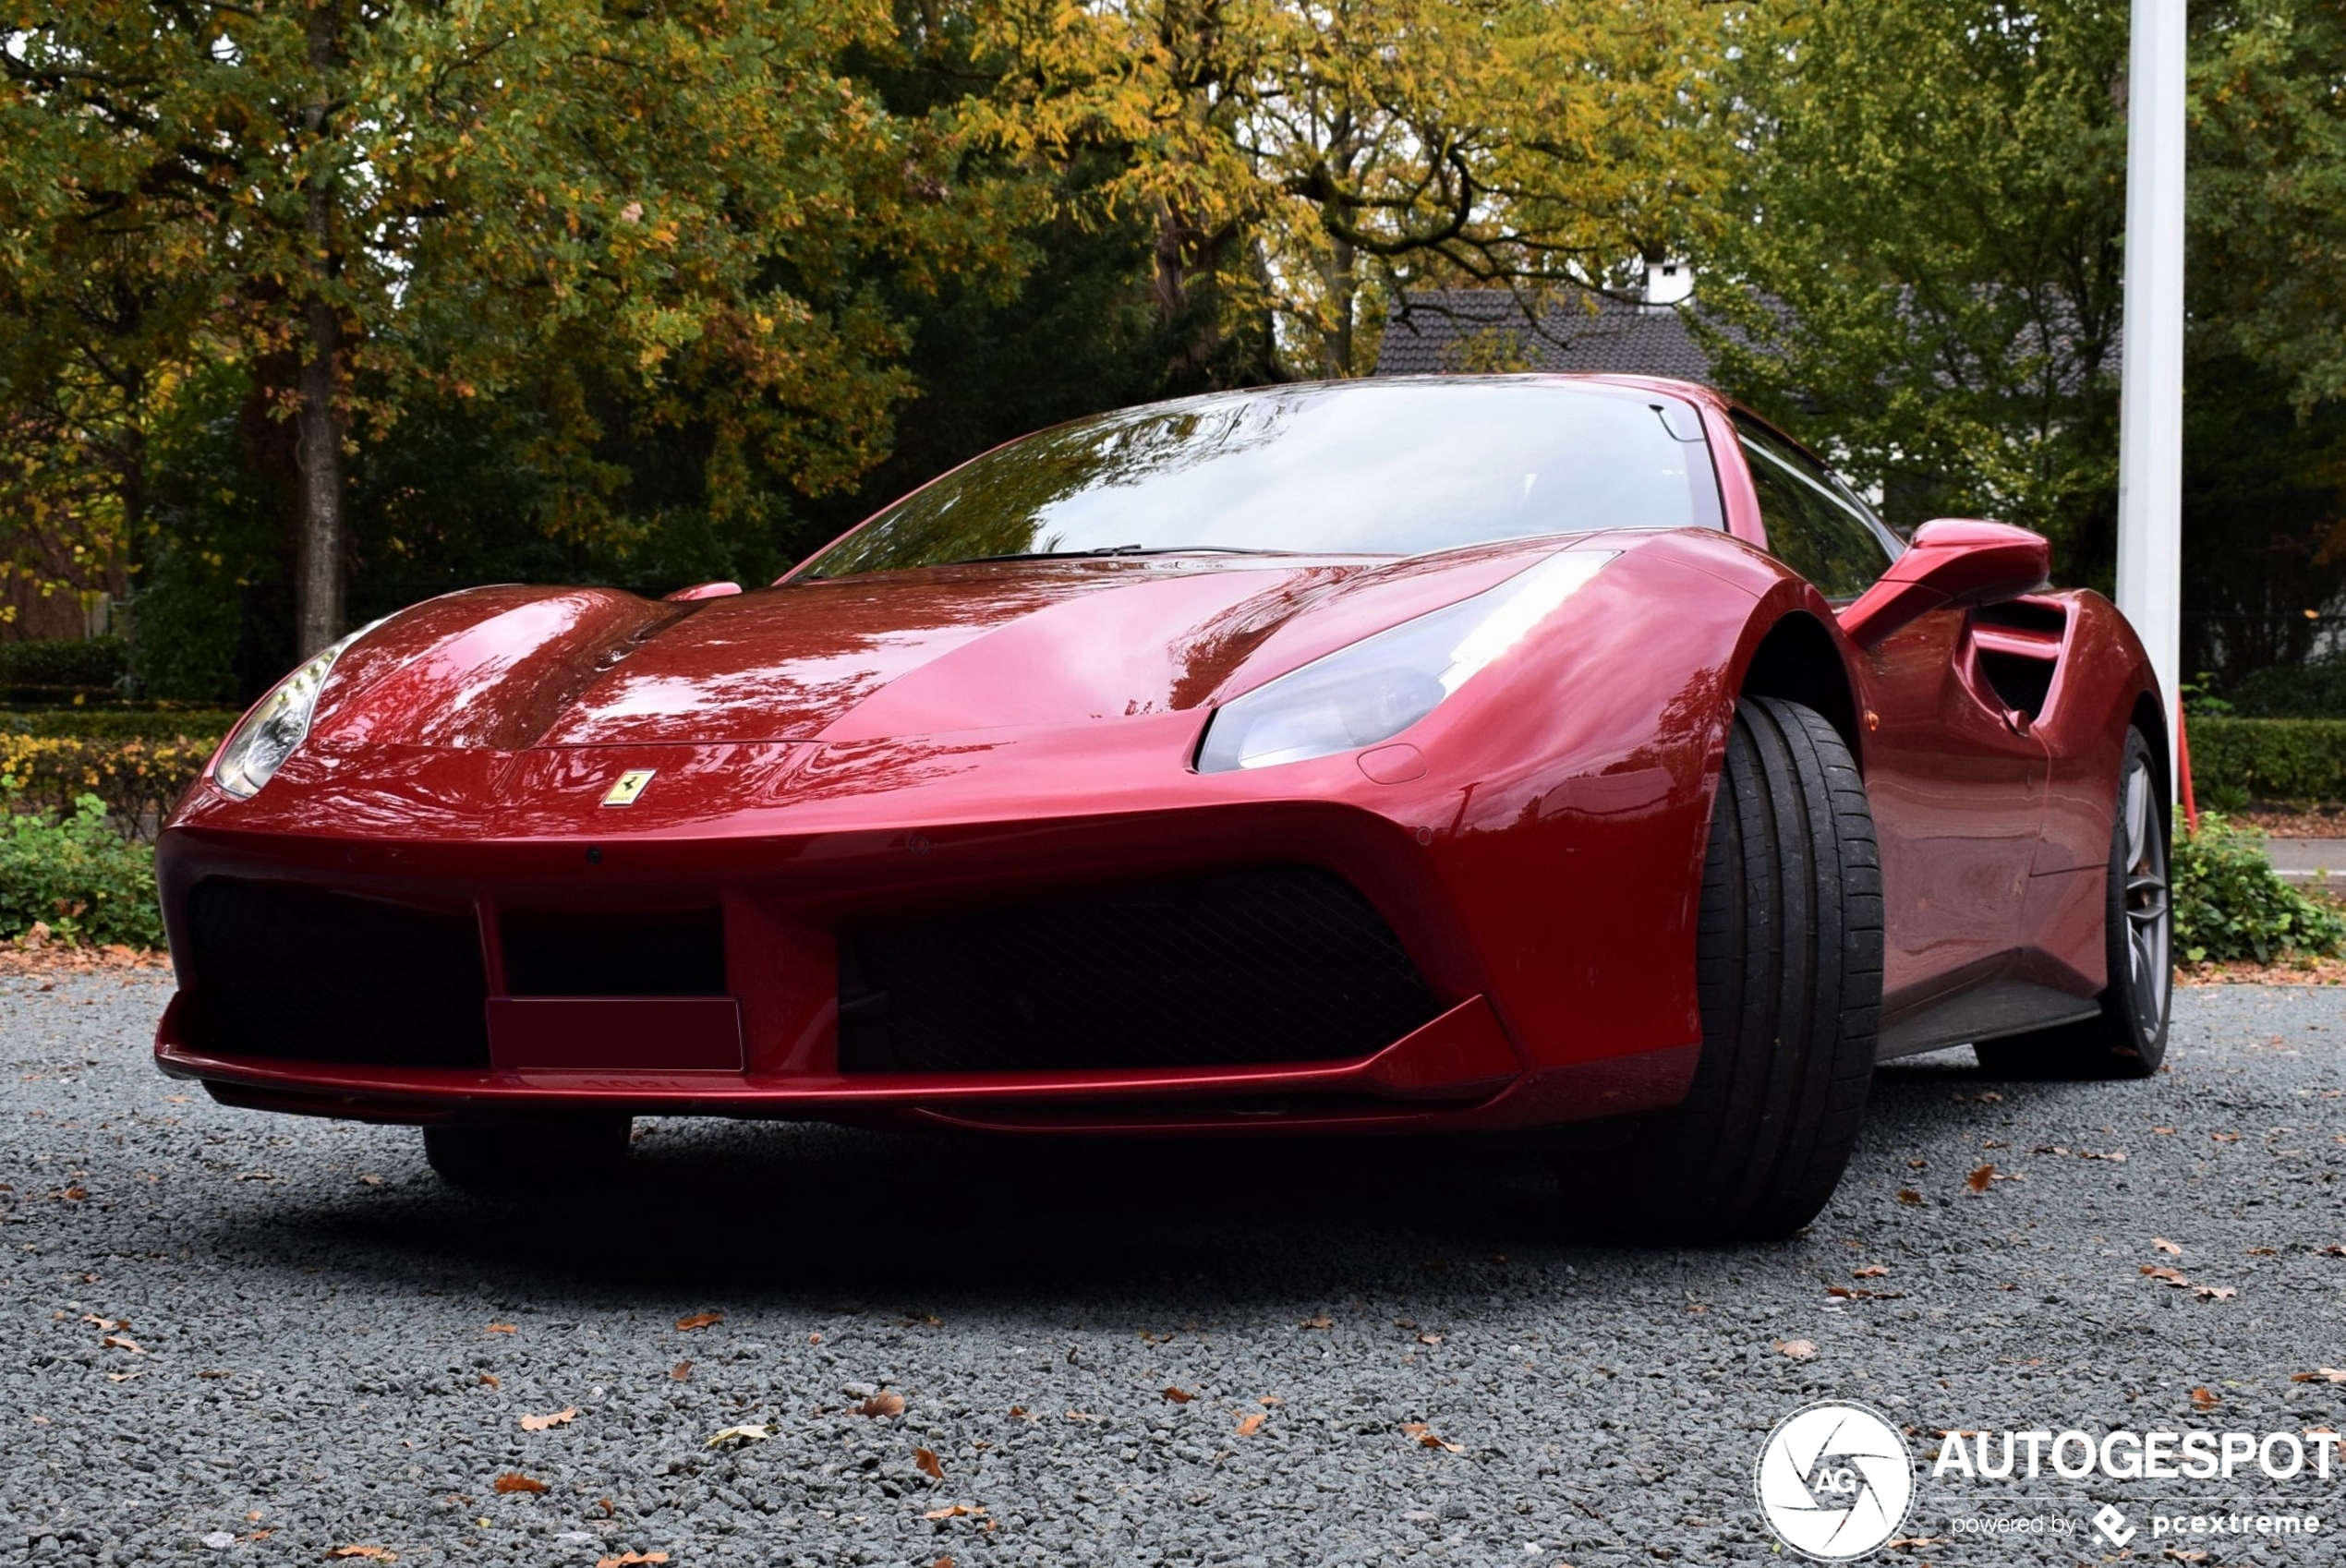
183 878 490 1067
837 865 1442 1074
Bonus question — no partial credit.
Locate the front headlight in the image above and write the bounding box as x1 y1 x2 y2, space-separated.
1195 550 1615 772
211 622 379 798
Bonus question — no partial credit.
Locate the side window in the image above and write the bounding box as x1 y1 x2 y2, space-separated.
1733 416 1898 599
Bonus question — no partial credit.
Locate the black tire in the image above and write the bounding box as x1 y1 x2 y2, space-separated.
1974 727 2171 1080
421 1116 633 1192
1598 697 1884 1243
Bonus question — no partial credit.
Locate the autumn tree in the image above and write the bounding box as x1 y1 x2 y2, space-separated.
2 1 1010 657
964 0 1732 384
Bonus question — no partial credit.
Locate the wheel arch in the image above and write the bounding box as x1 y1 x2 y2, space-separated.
1736 609 1864 771
2130 687 2172 815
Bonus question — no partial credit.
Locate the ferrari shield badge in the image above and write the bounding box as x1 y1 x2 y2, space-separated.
601 768 656 807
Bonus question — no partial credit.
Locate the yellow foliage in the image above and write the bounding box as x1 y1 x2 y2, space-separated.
0 736 214 837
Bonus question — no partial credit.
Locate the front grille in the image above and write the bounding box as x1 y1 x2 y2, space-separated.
837 865 1442 1074
501 907 726 996
183 878 490 1067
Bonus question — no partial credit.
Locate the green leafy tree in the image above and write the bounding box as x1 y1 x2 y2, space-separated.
3 1 1014 657
1700 0 2128 582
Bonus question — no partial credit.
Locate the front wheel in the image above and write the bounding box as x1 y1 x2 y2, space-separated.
421 1116 634 1192
1589 696 1884 1243
1975 727 2170 1079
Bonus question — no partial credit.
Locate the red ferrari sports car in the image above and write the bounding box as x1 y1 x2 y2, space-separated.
152 375 2170 1239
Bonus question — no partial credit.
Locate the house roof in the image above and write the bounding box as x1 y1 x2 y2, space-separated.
1372 288 1717 381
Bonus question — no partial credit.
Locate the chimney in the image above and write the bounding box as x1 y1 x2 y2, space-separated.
1643 258 1694 312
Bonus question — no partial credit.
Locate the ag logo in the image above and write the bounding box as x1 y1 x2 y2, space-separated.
1754 1401 1914 1561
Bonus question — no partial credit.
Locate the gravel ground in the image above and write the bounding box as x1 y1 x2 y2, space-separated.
5 976 2346 1567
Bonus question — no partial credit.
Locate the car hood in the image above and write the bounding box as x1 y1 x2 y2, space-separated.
306 537 1633 753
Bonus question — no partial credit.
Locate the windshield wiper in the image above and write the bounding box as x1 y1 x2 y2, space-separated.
941 544 1295 566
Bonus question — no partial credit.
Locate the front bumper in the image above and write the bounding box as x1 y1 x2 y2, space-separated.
156 718 1704 1134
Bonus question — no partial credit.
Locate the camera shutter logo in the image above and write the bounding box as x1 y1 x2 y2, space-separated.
1754 1401 1915 1561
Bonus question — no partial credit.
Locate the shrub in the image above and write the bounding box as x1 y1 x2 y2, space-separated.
2185 717 2346 803
0 734 217 836
2171 811 2346 963
0 636 128 700
0 791 164 948
2229 655 2346 719
0 709 239 743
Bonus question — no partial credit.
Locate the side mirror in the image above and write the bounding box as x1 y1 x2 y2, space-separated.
1836 519 2050 649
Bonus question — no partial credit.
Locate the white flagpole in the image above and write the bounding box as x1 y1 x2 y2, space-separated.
2114 0 2187 770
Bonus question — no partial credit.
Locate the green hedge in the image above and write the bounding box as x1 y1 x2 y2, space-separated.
2187 717 2346 804
2229 657 2346 719
0 708 239 744
0 635 127 699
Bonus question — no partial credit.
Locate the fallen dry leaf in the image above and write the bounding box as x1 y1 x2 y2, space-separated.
2141 1265 2193 1287
923 1503 987 1520
101 1334 143 1355
855 1391 906 1418
1896 1188 1925 1206
2190 1386 2221 1411
478 1374 500 1389
1965 1164 1995 1194
2195 1286 2238 1301
1400 1422 1464 1453
1234 1412 1266 1437
80 1314 127 1330
2162 1550 2208 1563
673 1312 722 1333
1852 1265 1889 1279
595 1555 668 1567
914 1446 944 1481
325 1549 396 1562
1162 1386 1194 1404
670 1362 691 1382
2294 1369 2346 1384
1776 1339 1818 1359
1299 1316 1333 1330
2248 1247 2279 1257
2319 1245 2346 1258
484 1323 516 1335
1417 1333 1444 1346
518 1407 576 1432
57 1187 86 1201
2212 1131 2241 1143
2154 1237 2183 1255
704 1422 776 1449
491 1473 547 1495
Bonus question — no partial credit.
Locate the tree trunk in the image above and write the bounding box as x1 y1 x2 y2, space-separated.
292 0 345 659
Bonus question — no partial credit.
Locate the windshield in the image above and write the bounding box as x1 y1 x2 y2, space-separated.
799 380 1723 578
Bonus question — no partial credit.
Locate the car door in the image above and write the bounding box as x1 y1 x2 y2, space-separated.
1731 415 2049 1009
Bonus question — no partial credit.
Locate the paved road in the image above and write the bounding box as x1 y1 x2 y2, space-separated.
5 975 2346 1567
2268 839 2346 886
